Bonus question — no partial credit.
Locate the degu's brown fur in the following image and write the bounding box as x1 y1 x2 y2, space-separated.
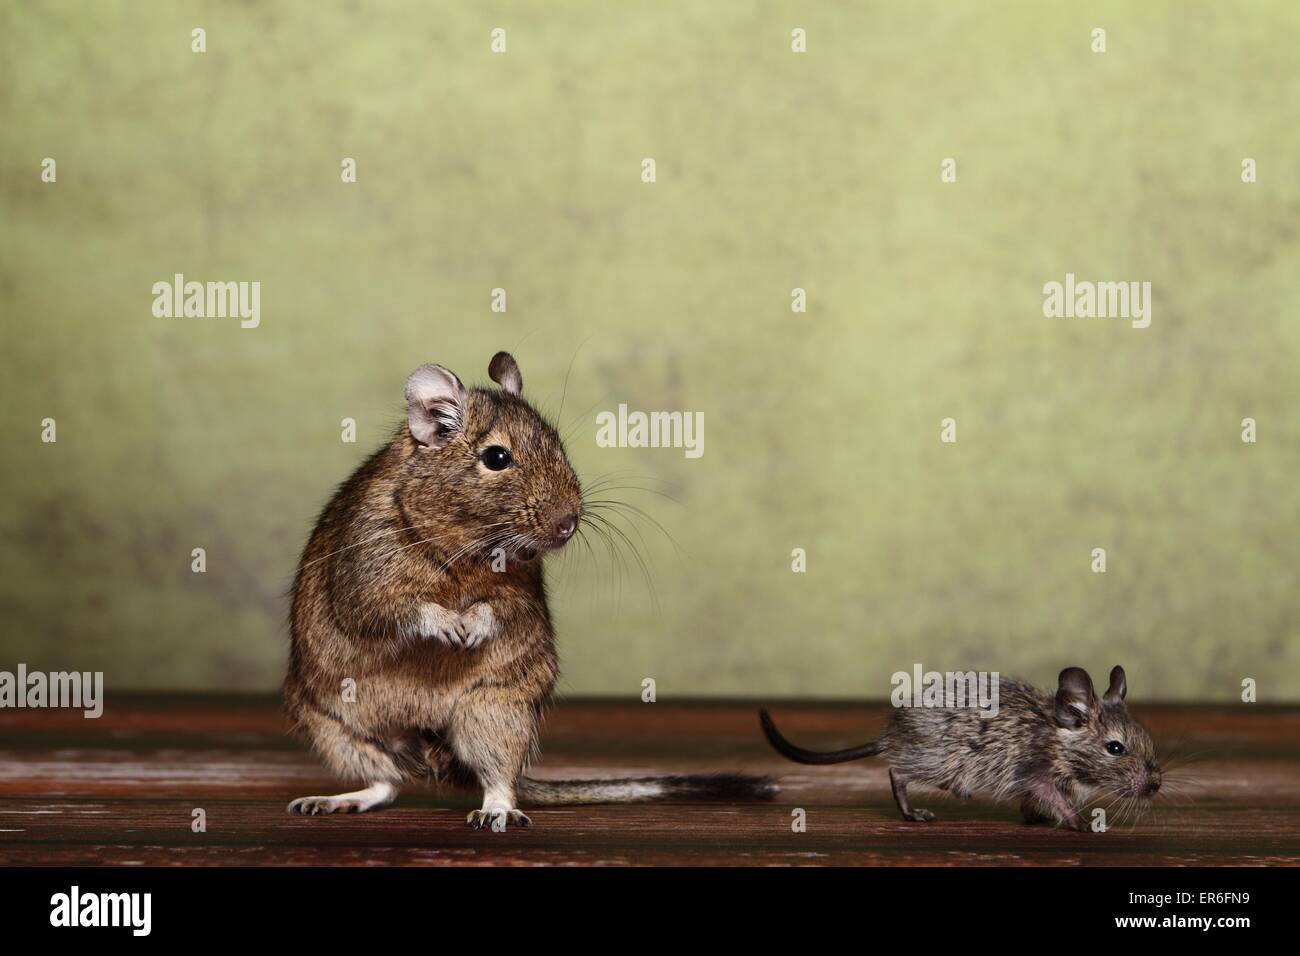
285 352 772 828
761 666 1161 830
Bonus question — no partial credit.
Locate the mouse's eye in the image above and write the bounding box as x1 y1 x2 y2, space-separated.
1106 740 1126 756
481 446 513 471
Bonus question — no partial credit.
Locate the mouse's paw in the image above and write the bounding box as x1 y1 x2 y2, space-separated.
466 807 531 831
459 603 498 649
416 602 465 647
903 809 937 822
1020 797 1052 825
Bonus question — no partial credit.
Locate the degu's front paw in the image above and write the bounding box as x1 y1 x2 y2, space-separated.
289 795 363 815
417 602 465 647
459 603 498 649
466 807 531 831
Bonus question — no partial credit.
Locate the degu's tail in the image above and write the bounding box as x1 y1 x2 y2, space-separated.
517 772 776 806
759 707 882 764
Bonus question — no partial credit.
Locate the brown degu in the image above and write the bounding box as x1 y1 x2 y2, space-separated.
285 352 770 829
761 666 1161 830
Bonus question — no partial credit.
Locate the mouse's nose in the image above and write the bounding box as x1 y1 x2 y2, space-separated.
552 513 578 541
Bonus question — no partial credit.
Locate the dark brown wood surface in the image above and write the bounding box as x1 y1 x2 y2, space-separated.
1 696 1296 866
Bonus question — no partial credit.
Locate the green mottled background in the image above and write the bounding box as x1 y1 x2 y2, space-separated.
3 1 1298 701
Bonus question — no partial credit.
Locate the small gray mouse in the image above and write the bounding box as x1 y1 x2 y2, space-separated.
761 665 1161 830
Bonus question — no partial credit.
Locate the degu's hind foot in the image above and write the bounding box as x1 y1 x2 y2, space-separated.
466 807 532 830
902 808 937 822
287 781 397 816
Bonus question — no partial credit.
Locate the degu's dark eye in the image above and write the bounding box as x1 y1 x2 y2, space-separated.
1106 740 1126 756
481 446 513 471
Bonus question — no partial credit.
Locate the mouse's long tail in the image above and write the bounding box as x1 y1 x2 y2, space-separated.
517 773 775 806
759 707 881 764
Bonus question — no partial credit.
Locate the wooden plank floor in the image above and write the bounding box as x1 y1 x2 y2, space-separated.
1 696 1296 866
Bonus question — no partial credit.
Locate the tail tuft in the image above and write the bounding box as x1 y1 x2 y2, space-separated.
658 772 778 803
518 772 776 806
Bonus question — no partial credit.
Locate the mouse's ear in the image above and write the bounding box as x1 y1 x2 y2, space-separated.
1054 667 1096 729
1103 665 1127 703
488 351 522 396
405 364 465 448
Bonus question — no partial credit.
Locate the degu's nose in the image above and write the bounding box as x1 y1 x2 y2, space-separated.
552 512 579 541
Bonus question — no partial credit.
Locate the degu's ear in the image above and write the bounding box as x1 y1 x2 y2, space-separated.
488 351 522 396
1103 665 1127 704
1054 667 1097 729
405 364 465 448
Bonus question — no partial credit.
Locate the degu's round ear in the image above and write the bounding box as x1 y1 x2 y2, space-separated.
1103 665 1127 703
488 351 522 396
1054 667 1097 729
405 364 465 448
